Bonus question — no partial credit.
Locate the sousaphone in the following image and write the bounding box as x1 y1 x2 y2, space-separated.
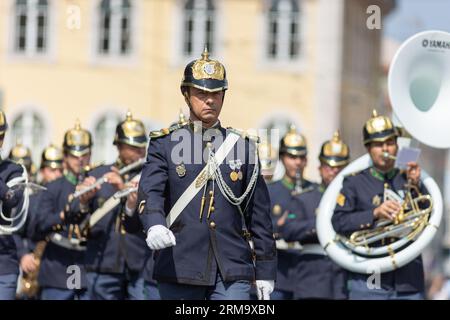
316 30 449 273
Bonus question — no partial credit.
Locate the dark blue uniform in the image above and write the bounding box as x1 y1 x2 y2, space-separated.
267 178 315 299
137 124 276 288
280 185 347 299
332 167 426 297
70 163 156 299
35 173 88 299
0 159 25 299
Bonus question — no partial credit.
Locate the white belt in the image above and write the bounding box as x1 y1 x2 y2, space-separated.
301 244 327 256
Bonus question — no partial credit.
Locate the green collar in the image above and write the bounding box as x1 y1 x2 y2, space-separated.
281 176 295 190
370 167 397 182
64 170 78 185
318 184 326 193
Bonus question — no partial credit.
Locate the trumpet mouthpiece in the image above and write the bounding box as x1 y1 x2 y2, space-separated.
383 152 396 160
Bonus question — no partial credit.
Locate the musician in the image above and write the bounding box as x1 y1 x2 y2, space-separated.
332 110 426 300
279 132 349 299
134 48 276 300
267 125 316 300
35 121 92 300
69 111 158 300
12 144 64 299
0 111 26 300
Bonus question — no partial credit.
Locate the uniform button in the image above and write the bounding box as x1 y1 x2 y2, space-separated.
209 221 216 229
366 223 371 227
360 224 365 229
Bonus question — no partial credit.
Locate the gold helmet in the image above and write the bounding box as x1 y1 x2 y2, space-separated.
40 144 64 169
319 131 350 167
180 47 228 93
113 111 147 148
259 141 278 174
363 110 398 146
0 111 7 136
279 124 307 157
9 141 33 172
63 120 92 157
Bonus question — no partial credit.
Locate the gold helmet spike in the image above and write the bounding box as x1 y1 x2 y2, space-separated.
201 45 210 61
319 131 350 167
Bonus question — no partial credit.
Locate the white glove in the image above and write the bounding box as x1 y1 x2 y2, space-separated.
146 225 176 250
256 280 274 300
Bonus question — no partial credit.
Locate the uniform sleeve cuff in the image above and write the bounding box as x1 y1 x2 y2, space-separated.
255 259 277 281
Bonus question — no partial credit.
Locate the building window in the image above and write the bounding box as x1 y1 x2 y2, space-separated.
267 0 300 61
92 112 122 164
98 0 132 56
13 0 49 55
183 0 215 58
9 111 46 166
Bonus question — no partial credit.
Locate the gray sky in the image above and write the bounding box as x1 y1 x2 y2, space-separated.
385 0 450 41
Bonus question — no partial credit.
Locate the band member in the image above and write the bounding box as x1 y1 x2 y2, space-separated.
267 125 316 300
70 111 159 300
135 48 276 300
0 111 26 300
332 110 426 300
280 131 349 299
35 121 92 300
14 145 64 299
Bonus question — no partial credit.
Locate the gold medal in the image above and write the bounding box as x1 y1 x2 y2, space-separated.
230 171 238 182
273 204 282 216
372 195 381 206
176 163 186 177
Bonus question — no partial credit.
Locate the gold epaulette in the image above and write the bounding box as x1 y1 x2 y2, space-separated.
150 122 187 139
227 127 260 143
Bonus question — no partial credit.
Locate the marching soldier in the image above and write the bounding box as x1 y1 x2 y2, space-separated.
35 121 92 300
69 111 159 300
0 111 26 300
279 131 349 299
135 48 277 300
14 144 64 299
332 110 426 300
267 125 316 300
